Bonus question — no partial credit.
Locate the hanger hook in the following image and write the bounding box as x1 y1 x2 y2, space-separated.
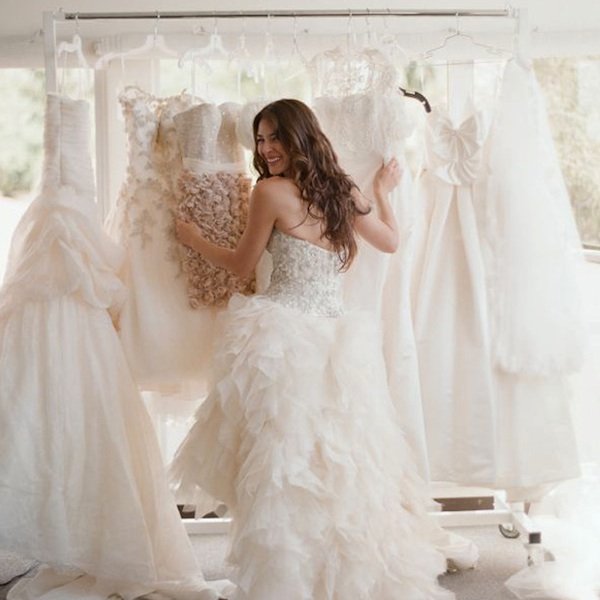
346 9 354 50
364 8 372 45
383 7 391 35
291 13 304 60
154 11 160 38
455 11 460 34
266 12 273 35
213 13 219 37
74 13 80 35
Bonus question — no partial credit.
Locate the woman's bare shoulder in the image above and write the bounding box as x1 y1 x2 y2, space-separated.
254 176 297 193
253 177 300 204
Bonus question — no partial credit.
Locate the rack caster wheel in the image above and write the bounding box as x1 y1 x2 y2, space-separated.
499 524 521 539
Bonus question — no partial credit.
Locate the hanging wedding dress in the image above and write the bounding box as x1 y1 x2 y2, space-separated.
105 87 217 394
0 94 217 600
480 59 583 498
491 60 592 600
174 101 255 308
311 48 430 478
412 105 497 486
171 227 472 600
412 58 582 495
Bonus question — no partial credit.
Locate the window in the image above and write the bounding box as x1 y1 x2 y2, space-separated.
0 67 95 279
0 69 44 278
535 56 600 249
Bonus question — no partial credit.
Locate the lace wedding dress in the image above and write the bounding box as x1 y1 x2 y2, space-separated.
171 228 476 600
311 50 431 479
105 87 217 393
0 94 217 600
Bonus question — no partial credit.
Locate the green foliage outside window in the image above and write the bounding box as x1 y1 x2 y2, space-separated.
534 56 600 248
0 69 45 197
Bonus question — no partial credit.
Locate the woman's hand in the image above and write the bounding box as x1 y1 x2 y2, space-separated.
373 157 402 199
175 218 200 251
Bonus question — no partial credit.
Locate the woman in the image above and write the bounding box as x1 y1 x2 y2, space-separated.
171 99 472 599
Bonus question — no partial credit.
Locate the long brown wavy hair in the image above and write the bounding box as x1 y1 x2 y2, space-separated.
252 99 368 270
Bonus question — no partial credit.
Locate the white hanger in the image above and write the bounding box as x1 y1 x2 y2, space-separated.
422 13 511 61
179 18 228 67
229 17 252 68
96 12 177 69
229 17 259 99
178 19 228 100
57 15 91 97
283 15 308 82
257 14 281 96
376 8 409 67
288 15 307 65
57 33 89 69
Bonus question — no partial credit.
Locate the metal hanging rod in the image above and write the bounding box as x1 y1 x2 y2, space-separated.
58 8 515 21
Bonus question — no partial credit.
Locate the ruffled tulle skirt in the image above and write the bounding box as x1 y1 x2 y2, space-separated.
171 294 468 600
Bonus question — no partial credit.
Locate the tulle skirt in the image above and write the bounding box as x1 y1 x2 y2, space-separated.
0 296 213 598
171 293 465 600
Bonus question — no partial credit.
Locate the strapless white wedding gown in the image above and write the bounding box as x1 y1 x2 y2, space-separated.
171 228 475 600
0 94 217 600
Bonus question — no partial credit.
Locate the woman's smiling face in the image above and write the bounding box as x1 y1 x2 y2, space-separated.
256 117 291 177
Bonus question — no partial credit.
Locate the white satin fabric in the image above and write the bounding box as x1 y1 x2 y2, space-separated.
412 59 582 494
412 106 496 485
0 94 217 600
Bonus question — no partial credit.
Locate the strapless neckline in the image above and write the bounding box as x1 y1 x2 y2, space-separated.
272 228 335 255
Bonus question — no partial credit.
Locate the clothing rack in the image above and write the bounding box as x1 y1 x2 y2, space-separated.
58 8 516 20
43 7 520 93
41 4 541 569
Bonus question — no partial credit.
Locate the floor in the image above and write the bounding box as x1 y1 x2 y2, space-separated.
1 525 533 600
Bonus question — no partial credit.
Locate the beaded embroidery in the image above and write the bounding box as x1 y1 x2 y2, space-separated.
265 230 343 317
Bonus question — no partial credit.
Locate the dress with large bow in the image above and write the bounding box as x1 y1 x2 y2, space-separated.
412 107 497 486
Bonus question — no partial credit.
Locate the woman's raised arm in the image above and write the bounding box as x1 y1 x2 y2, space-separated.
353 158 401 253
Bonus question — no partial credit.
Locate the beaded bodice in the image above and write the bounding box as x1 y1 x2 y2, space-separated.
264 229 343 317
174 101 244 170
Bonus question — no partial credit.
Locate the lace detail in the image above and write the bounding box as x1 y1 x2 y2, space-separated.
308 47 407 160
314 93 413 161
308 47 399 97
156 93 194 198
177 171 255 307
264 229 343 317
110 87 194 265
